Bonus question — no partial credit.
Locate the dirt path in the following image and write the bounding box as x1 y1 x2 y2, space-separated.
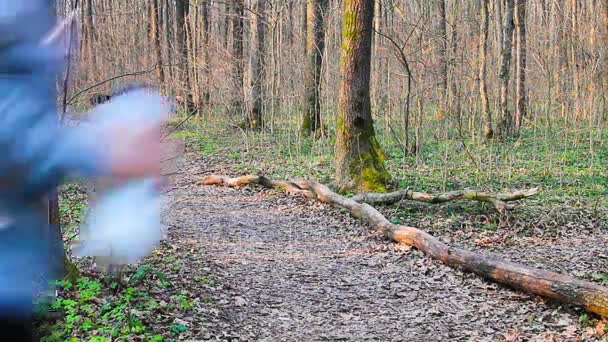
159 151 604 341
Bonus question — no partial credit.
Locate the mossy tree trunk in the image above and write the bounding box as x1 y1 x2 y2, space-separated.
336 0 390 193
301 0 329 136
248 0 266 130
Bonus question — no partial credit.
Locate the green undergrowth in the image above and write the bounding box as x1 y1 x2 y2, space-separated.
39 263 177 342
38 182 208 341
184 118 608 208
181 115 607 231
37 245 205 342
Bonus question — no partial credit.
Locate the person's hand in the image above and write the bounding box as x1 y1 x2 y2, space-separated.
102 121 161 179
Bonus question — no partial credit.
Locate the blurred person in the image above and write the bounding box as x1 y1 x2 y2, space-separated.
0 1 162 340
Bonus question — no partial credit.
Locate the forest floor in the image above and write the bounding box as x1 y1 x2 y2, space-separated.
155 138 607 341
41 123 608 341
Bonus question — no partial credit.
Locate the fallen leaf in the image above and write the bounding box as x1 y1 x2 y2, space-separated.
595 321 606 336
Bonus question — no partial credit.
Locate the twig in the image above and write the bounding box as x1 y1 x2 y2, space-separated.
66 64 175 105
161 107 200 142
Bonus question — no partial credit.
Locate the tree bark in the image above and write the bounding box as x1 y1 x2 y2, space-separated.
435 0 448 120
230 0 245 117
248 0 266 130
165 0 174 80
223 1 231 50
200 0 210 109
301 1 308 55
370 0 382 111
151 0 165 85
336 0 390 193
175 0 191 96
514 0 527 130
498 0 515 138
200 175 608 318
82 0 96 80
569 0 580 120
301 0 329 135
493 0 503 53
479 0 493 139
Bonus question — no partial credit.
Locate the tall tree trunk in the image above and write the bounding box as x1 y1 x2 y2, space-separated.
514 0 527 130
165 0 174 80
301 1 308 55
448 1 460 117
176 0 191 96
223 1 231 50
435 0 448 120
301 0 329 135
248 0 266 129
230 0 245 117
286 1 294 46
151 0 165 85
493 0 503 52
336 0 390 193
79 0 95 82
570 0 580 120
370 0 381 109
480 0 493 139
498 0 515 138
200 0 210 108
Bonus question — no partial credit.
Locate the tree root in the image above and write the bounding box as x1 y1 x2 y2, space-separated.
199 174 608 318
352 187 540 214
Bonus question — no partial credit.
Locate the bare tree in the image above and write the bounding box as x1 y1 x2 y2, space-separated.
514 0 527 130
200 0 210 108
151 0 165 84
301 0 329 136
175 0 191 95
230 0 245 117
223 1 231 50
165 0 174 80
498 0 515 137
248 0 266 129
479 0 493 139
435 0 448 119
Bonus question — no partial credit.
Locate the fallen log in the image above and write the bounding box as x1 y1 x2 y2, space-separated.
200 174 608 318
352 187 540 214
199 175 313 198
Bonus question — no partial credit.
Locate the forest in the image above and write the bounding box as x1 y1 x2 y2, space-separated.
37 0 608 340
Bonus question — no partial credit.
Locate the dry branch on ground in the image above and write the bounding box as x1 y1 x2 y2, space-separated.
199 174 608 318
352 187 540 214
